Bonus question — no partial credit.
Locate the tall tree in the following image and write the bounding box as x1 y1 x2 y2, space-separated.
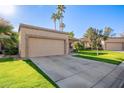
102 27 114 40
9 32 18 48
95 28 114 55
0 18 18 51
51 13 57 30
56 11 61 31
102 27 115 50
84 27 97 49
84 27 114 55
60 22 65 31
94 29 103 55
57 5 66 31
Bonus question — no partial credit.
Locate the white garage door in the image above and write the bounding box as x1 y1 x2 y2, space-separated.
28 37 65 57
106 43 122 51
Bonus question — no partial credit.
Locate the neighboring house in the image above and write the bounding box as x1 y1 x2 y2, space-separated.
104 37 124 51
81 37 124 51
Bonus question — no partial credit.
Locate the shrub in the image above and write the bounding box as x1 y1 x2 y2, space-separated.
73 42 84 52
3 47 18 55
78 42 84 50
84 47 92 50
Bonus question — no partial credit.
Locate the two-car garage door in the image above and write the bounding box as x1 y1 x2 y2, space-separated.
28 37 65 57
106 43 123 51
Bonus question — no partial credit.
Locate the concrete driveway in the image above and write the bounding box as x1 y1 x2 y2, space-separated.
30 55 118 88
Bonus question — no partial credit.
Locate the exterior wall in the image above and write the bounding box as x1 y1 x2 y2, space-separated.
105 38 124 43
19 24 69 58
81 37 124 51
122 43 124 50
105 42 123 51
105 38 124 51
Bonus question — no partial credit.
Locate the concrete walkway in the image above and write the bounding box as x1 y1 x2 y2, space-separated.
95 62 124 88
30 55 118 88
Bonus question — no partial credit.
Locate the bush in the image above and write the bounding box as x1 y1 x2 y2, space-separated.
3 47 18 55
78 42 84 50
73 42 84 52
84 47 91 50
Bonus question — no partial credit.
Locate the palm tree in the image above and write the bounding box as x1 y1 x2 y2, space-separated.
60 22 65 31
84 27 96 50
102 27 115 50
56 11 61 31
57 5 66 31
0 17 10 26
95 29 102 55
0 18 18 52
51 13 57 30
57 5 66 13
0 26 12 52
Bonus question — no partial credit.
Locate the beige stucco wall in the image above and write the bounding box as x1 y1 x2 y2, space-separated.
19 24 69 58
105 38 124 51
105 38 124 43
105 42 123 51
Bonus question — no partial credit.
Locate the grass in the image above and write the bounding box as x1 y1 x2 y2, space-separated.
74 50 124 65
0 58 57 88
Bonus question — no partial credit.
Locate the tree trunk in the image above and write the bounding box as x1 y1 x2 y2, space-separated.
0 43 1 52
54 21 56 31
59 19 61 31
60 22 62 31
91 43 93 50
101 40 105 50
61 17 63 32
96 46 99 56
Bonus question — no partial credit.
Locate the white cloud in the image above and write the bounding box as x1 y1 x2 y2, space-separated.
0 5 16 16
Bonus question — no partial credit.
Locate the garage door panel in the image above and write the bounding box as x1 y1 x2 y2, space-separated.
28 38 65 57
106 43 122 51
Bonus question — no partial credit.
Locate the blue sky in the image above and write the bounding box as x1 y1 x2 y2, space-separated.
0 5 124 38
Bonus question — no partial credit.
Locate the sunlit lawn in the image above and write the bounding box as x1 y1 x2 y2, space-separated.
0 58 56 88
74 50 124 65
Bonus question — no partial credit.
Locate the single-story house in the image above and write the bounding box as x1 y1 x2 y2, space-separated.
19 24 69 58
19 23 124 58
104 37 124 51
81 37 124 51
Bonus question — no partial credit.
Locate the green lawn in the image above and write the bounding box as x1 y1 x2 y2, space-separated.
74 50 124 65
0 58 57 88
